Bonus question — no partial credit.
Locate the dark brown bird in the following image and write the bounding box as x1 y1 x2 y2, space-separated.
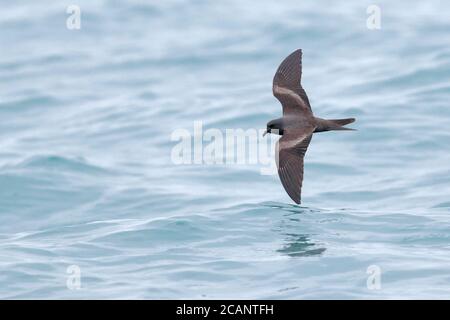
263 49 356 204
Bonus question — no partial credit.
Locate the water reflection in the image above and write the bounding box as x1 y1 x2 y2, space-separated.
277 233 326 257
265 202 327 257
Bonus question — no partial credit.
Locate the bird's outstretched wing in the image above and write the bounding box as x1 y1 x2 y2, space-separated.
276 130 314 204
273 49 313 117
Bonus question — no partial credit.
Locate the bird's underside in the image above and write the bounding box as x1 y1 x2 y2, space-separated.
271 49 355 204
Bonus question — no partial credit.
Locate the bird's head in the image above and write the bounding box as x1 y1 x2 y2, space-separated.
263 119 283 137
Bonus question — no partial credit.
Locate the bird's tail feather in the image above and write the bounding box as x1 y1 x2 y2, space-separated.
331 126 356 131
329 118 355 126
327 118 356 131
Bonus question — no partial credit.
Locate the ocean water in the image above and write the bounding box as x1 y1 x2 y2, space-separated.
1 0 450 299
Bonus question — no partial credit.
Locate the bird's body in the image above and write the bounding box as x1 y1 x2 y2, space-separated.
265 49 356 204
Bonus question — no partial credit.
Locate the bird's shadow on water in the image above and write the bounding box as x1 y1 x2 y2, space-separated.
262 202 327 258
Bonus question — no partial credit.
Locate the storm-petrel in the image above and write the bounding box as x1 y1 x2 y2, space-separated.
264 49 356 204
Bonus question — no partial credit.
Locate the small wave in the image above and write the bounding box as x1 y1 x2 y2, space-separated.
16 155 111 175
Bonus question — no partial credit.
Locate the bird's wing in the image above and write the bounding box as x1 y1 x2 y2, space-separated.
276 130 314 204
273 49 313 117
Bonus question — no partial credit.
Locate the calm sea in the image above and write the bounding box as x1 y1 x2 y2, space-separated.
1 0 450 298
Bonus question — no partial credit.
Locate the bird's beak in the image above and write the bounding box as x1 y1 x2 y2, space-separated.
262 130 268 137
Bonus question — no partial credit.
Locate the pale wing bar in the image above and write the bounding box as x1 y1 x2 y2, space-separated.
272 49 313 115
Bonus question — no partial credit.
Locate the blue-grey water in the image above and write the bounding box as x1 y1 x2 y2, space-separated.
1 0 450 299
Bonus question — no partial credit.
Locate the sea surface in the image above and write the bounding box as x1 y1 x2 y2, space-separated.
1 0 450 299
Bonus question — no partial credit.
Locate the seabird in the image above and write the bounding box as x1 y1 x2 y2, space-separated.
264 49 356 204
